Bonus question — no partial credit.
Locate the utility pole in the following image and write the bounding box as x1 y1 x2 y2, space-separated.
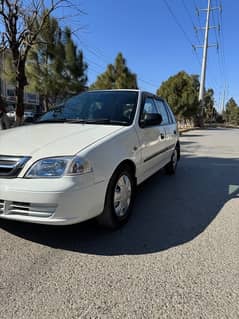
194 0 221 126
198 0 211 103
221 83 227 113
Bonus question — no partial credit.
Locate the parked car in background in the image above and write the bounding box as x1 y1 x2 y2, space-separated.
0 111 10 130
24 110 35 123
6 110 15 120
6 109 36 124
0 90 180 228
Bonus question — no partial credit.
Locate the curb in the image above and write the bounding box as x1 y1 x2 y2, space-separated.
179 127 197 135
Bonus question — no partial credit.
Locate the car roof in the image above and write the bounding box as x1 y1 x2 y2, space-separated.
88 89 140 93
87 89 163 99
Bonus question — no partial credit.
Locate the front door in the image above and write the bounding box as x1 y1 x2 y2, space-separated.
137 96 168 179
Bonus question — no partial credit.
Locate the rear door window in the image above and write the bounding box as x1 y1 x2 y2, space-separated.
164 102 176 124
154 99 169 125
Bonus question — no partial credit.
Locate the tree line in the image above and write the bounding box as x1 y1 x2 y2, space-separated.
223 98 239 125
0 0 238 125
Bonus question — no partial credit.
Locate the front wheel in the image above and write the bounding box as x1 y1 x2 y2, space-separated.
96 166 136 229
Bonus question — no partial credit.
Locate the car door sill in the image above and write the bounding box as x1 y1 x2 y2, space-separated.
144 143 175 163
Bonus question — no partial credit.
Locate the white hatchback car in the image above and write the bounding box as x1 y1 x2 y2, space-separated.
0 90 180 228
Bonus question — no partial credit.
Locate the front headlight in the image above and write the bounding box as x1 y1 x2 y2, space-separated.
25 157 93 178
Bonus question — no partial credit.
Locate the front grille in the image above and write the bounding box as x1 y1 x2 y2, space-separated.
9 202 31 215
0 200 56 218
0 156 31 178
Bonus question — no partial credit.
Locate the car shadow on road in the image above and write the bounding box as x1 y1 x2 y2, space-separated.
180 141 197 145
1 155 239 256
180 134 205 137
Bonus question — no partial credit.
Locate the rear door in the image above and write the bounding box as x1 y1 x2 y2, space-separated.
154 98 177 162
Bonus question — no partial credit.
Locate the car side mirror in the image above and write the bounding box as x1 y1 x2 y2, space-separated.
141 113 163 127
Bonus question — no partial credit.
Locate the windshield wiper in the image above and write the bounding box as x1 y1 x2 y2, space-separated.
35 118 67 124
64 119 91 124
36 118 129 125
67 118 129 125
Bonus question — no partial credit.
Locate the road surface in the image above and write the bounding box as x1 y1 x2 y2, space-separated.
0 128 239 318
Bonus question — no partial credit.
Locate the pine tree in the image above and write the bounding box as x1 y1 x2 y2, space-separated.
62 27 88 95
26 18 87 110
204 89 217 122
90 53 138 90
225 98 239 125
157 71 200 120
26 15 65 111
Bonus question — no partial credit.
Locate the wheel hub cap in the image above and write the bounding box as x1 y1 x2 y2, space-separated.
114 175 132 217
172 150 177 167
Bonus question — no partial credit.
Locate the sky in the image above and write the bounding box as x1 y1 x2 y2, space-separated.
0 0 235 111
60 0 237 111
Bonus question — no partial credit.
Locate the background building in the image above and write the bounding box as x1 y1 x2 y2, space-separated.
0 50 40 113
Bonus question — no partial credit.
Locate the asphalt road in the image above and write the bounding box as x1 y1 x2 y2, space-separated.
0 128 239 318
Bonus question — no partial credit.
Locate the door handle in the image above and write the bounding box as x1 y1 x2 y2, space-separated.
173 130 177 135
160 133 165 140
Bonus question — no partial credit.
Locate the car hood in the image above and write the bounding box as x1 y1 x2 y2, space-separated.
0 123 124 157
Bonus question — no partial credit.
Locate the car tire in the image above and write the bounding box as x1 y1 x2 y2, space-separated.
96 165 136 229
165 148 178 175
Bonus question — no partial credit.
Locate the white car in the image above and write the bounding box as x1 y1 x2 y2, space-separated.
0 90 180 228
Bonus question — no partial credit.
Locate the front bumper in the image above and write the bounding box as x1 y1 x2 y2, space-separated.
0 176 106 225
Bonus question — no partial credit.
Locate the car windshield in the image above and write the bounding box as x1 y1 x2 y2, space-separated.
37 91 139 126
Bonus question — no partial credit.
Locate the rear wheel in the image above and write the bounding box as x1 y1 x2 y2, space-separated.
97 166 136 229
165 148 178 175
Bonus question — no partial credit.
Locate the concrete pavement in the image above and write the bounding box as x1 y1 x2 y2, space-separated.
0 128 239 318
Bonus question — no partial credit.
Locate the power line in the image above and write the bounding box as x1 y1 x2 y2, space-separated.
202 1 227 112
193 0 204 43
216 1 227 81
181 0 195 27
137 77 158 89
163 0 193 47
85 57 105 71
82 39 159 91
211 9 224 82
163 0 202 68
85 53 160 90
79 38 160 91
87 66 102 75
181 0 201 44
193 0 222 108
214 1 229 103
